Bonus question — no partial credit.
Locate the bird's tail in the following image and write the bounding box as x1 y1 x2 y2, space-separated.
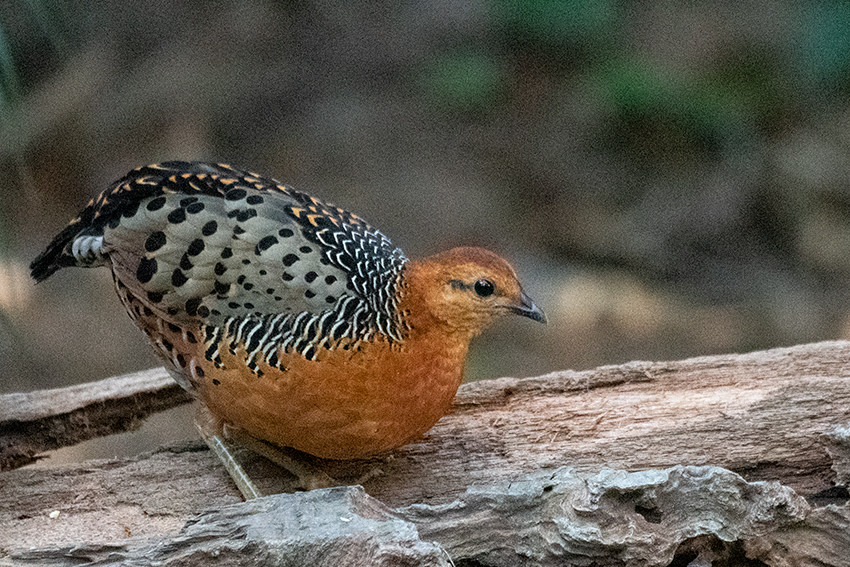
30 220 106 282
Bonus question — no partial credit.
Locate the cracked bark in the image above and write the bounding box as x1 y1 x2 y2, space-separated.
2 341 850 566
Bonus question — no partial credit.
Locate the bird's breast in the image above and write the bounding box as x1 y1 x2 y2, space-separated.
194 331 468 459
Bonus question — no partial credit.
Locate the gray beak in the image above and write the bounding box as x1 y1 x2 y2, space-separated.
512 290 547 323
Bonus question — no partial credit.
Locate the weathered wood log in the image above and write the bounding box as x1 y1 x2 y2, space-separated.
2 341 850 565
4 340 848 499
4 465 836 567
0 368 192 471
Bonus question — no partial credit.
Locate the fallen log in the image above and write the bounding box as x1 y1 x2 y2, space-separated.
0 368 191 471
2 341 849 565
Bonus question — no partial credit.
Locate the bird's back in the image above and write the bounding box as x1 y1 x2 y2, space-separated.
31 162 409 380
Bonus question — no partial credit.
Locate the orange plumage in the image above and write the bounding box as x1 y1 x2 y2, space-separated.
32 162 545 468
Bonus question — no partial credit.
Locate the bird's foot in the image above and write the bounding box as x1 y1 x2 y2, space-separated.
223 425 337 491
195 405 340 497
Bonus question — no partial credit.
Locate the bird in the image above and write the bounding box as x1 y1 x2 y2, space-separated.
31 161 546 497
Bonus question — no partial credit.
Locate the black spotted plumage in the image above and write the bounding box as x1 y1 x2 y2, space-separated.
30 162 409 373
30 160 547 485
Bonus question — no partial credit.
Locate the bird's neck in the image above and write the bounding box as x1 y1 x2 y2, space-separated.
395 260 481 346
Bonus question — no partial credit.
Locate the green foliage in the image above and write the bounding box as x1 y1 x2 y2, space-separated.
0 20 21 110
494 0 617 45
588 43 799 164
0 0 66 113
799 0 850 91
421 52 505 113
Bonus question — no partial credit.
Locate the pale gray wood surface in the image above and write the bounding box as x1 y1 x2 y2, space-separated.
0 368 191 471
2 341 849 565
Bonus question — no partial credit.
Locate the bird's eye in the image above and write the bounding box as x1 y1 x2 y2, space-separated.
474 279 495 297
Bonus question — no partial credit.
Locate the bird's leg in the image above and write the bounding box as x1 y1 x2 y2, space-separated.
195 403 337 494
194 405 263 499
223 425 337 491
204 432 265 499
224 426 384 489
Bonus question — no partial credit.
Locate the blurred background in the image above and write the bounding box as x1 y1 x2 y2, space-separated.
2 0 850 462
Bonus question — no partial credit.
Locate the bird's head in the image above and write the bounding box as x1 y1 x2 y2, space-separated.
402 247 546 338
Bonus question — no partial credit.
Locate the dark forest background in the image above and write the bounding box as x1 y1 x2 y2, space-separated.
2 0 850 461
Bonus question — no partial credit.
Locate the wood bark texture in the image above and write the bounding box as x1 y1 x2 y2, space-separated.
2 341 850 566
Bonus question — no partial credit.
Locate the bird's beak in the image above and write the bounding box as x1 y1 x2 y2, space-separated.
510 290 547 323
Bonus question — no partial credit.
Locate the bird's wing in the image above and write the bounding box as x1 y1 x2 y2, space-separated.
32 162 408 345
